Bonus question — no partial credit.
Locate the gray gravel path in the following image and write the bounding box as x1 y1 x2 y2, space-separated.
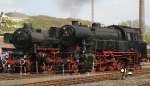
71 74 150 86
0 73 110 86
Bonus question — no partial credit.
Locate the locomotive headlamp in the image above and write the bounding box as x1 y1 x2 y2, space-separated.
8 64 11 68
82 50 85 54
23 55 27 59
127 71 133 75
120 68 127 73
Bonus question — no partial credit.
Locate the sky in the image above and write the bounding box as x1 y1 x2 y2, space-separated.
0 0 149 25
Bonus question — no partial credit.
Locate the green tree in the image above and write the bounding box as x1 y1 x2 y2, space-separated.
0 19 16 34
143 26 150 45
0 18 29 34
120 20 139 28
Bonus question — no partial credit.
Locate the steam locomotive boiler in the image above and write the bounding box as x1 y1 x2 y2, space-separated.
13 23 59 50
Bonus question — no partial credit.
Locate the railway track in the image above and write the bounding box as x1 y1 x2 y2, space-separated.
14 73 112 86
0 68 149 86
0 73 52 81
138 82 150 86
14 69 150 86
0 74 30 80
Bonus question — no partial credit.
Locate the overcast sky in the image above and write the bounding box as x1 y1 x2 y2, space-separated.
0 0 149 25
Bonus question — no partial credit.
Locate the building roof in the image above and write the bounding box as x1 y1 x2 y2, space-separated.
0 36 14 49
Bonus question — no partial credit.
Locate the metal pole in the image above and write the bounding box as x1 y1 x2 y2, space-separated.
36 60 38 74
139 0 145 36
91 0 94 22
92 56 95 72
20 62 23 75
62 64 64 75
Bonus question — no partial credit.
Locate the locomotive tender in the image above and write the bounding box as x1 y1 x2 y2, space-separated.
1 21 147 73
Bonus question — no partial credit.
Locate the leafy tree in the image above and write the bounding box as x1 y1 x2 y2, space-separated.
143 26 150 45
120 20 139 28
0 17 29 34
0 19 16 34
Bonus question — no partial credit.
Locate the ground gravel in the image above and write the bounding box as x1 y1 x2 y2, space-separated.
71 74 150 86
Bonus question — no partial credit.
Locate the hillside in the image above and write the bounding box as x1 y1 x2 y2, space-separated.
0 12 92 34
5 12 28 18
30 15 91 29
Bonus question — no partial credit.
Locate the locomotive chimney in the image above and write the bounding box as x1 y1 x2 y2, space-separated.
72 21 80 26
92 23 101 28
91 23 101 31
23 23 32 29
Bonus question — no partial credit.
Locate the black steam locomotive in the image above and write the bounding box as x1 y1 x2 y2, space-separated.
1 21 147 73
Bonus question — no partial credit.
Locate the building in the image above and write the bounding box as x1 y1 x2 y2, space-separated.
0 36 15 54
